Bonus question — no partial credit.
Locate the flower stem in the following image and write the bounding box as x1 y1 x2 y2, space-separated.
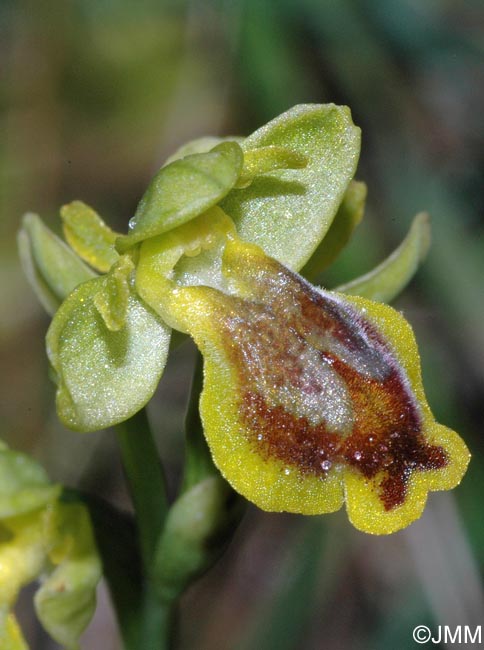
73 487 176 650
115 408 175 649
180 349 218 493
138 584 177 650
82 495 144 649
115 407 169 572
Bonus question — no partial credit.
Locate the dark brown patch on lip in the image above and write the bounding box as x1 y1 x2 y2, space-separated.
218 255 448 510
330 355 447 509
238 354 447 510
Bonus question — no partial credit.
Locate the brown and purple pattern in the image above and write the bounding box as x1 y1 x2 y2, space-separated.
217 250 447 511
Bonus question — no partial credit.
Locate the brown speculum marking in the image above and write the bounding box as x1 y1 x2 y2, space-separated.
219 255 448 510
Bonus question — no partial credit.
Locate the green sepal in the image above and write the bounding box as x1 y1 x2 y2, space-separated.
34 503 102 650
115 141 244 253
18 214 95 315
220 104 361 271
335 212 431 302
302 180 367 280
163 136 244 166
46 276 171 432
153 476 244 603
0 446 61 518
235 145 307 188
93 255 134 331
61 201 120 273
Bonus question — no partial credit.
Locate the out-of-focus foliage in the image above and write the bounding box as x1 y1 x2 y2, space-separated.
0 441 101 649
2 1 483 648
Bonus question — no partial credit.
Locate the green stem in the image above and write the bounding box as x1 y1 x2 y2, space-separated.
180 350 217 493
90 498 175 650
151 349 246 604
138 584 177 650
115 408 175 649
115 407 169 572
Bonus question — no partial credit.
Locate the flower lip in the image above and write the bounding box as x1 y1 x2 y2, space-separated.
147 236 469 534
135 227 470 534
219 259 448 511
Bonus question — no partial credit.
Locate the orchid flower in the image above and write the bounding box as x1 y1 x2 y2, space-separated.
0 441 101 649
18 104 470 540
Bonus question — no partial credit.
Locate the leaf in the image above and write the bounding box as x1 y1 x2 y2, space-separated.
18 214 95 315
115 141 244 252
239 519 328 650
301 180 367 280
46 277 171 432
61 201 120 273
220 104 361 271
335 212 431 302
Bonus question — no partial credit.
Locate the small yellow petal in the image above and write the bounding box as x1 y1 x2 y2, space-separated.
61 201 119 273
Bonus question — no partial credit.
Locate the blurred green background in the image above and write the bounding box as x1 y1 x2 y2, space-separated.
1 1 483 648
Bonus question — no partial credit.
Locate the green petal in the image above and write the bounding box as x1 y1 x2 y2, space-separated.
301 180 367 280
46 276 171 432
220 104 361 271
115 141 244 253
18 214 95 315
0 446 60 518
93 255 134 331
235 145 307 188
335 212 431 302
35 503 101 650
61 201 120 273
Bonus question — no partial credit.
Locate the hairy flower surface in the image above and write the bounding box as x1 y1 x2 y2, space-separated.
138 233 469 534
18 103 471 534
